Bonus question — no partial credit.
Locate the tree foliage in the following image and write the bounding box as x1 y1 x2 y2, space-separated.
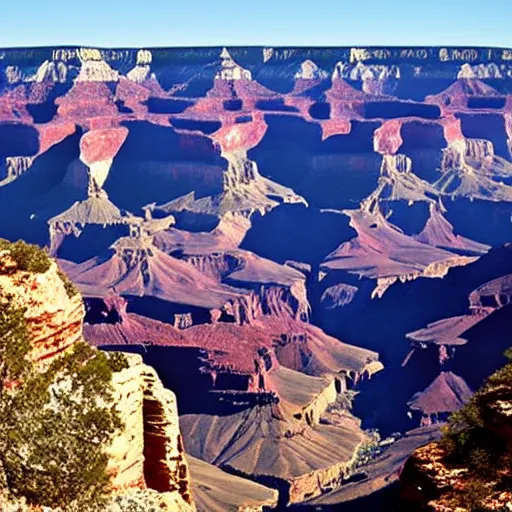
57 269 79 299
0 299 31 386
0 298 124 510
0 238 80 299
441 348 512 467
0 239 51 274
106 351 130 373
440 347 512 509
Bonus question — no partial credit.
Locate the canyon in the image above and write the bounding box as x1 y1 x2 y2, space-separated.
0 45 511 509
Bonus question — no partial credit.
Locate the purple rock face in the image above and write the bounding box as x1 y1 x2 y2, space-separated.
1 45 512 508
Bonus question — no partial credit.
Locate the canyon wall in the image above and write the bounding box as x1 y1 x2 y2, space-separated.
0 247 195 511
0 45 511 509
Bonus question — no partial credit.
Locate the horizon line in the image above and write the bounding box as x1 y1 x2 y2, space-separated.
1 44 511 51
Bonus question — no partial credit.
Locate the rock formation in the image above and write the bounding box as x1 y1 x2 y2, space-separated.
400 356 512 511
407 371 473 426
0 245 195 511
1 45 512 509
0 252 83 364
321 207 477 298
407 271 512 364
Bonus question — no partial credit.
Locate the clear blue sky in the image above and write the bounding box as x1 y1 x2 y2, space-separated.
2 0 511 48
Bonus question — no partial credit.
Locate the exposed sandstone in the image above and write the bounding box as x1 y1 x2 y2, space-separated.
0 156 33 185
405 270 512 371
367 153 439 205
142 364 194 503
30 60 68 83
109 353 197 502
305 426 440 507
75 48 119 83
37 122 77 153
0 254 83 363
48 189 128 247
374 119 403 154
55 81 118 120
407 312 490 348
216 48 252 81
414 203 490 255
267 366 338 425
321 283 359 309
84 294 381 396
80 127 129 166
79 127 129 189
153 151 307 218
0 249 196 511
321 208 477 298
127 49 154 83
470 273 512 310
182 401 369 505
458 62 504 79
333 61 400 81
295 60 328 80
63 234 245 310
108 353 146 491
426 78 502 110
4 65 26 84
212 119 268 153
2 45 512 509
437 139 512 201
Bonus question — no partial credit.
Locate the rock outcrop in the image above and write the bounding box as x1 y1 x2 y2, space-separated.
0 246 195 511
406 271 512 364
407 371 473 426
0 251 83 363
400 367 512 511
108 354 194 506
1 44 512 509
181 400 369 505
321 207 477 298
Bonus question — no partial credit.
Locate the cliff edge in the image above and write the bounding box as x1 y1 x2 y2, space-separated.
0 240 195 511
400 349 512 511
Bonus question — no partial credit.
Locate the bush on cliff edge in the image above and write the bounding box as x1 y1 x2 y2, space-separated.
440 347 512 510
0 296 124 510
0 239 51 274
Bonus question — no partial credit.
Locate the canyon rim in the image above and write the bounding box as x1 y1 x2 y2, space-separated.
0 45 511 510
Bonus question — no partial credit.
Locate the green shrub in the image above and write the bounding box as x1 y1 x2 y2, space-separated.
0 239 51 274
439 399 485 460
0 244 122 509
441 346 512 459
107 351 130 373
460 480 488 510
439 347 512 509
57 268 79 298
469 447 497 479
0 337 123 511
0 298 31 384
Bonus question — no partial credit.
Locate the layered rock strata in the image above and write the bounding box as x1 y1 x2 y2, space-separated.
0 248 196 511
1 44 512 509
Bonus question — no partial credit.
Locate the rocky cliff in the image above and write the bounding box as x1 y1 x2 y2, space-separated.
0 44 512 509
0 249 83 364
400 354 512 511
0 244 195 511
